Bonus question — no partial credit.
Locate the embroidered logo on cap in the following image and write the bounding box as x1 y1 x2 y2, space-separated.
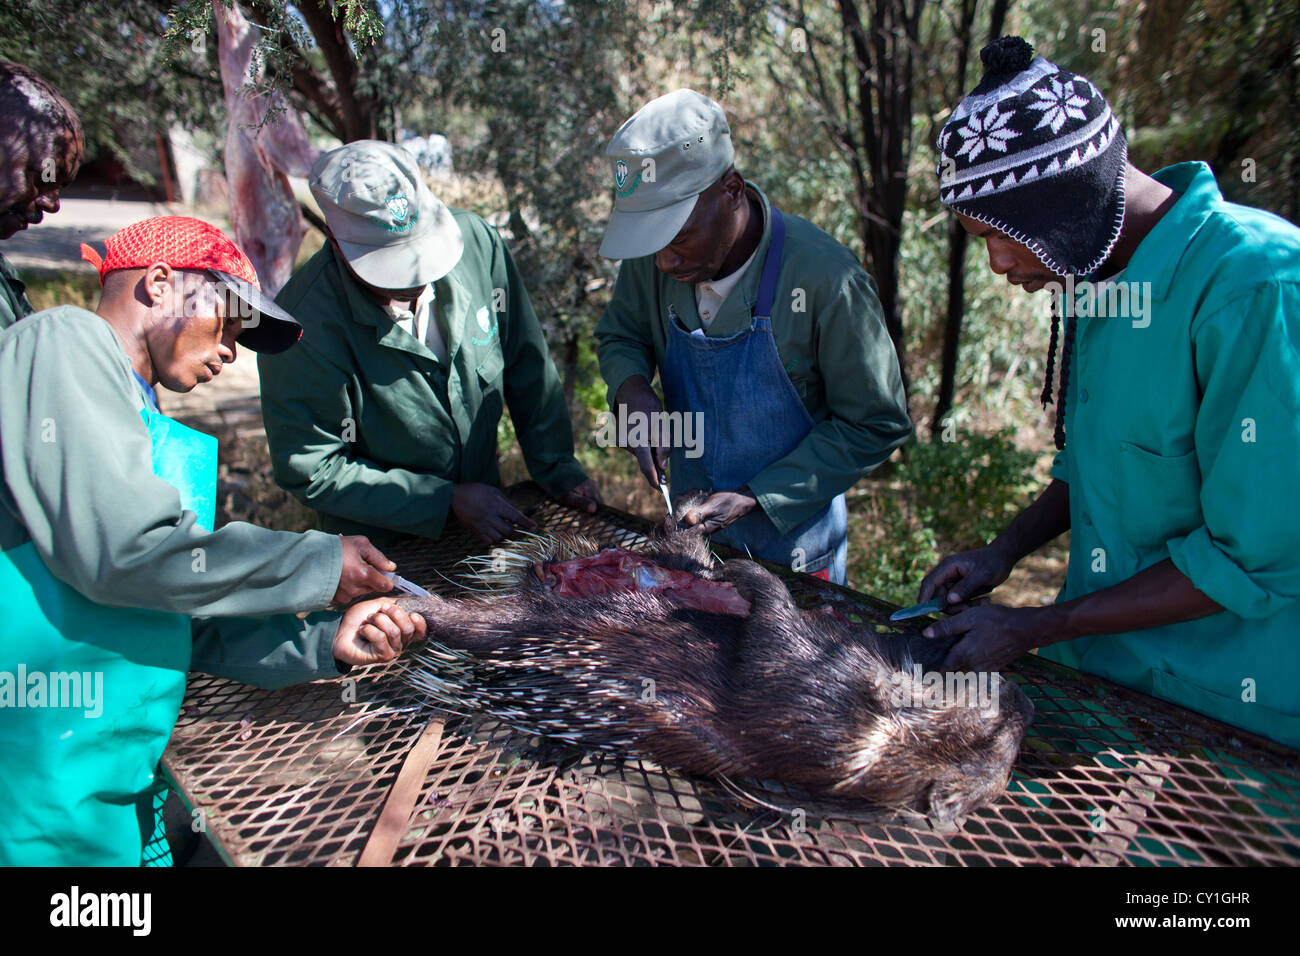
388 194 409 221
379 193 417 233
614 161 629 190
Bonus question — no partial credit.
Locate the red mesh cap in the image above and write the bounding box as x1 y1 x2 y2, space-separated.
80 216 302 354
81 216 257 284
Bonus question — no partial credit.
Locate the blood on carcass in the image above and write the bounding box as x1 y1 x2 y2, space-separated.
214 0 320 296
532 548 751 615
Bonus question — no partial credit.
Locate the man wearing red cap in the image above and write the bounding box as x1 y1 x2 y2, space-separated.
0 216 427 866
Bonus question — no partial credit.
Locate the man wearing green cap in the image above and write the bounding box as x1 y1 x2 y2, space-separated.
260 140 601 545
918 37 1300 750
595 89 912 584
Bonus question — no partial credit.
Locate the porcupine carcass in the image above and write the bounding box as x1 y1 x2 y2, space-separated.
396 514 1033 824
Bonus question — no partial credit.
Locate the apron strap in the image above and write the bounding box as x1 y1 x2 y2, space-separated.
131 368 160 414
753 208 786 321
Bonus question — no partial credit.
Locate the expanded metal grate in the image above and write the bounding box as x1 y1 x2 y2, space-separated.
164 483 1300 866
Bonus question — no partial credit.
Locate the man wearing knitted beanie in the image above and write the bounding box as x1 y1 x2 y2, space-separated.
919 36 1300 750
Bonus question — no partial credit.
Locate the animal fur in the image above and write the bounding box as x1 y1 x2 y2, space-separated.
397 516 1032 824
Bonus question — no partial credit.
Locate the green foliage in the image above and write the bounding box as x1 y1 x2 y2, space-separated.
21 271 101 313
903 429 1038 549
848 490 942 607
1019 0 1300 222
394 0 765 403
847 430 1038 605
0 0 226 181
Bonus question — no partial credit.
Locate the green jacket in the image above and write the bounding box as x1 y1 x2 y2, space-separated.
260 210 589 543
0 306 346 678
1039 162 1300 749
594 184 912 534
0 250 34 331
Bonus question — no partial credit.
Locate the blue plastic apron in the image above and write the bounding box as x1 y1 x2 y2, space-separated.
0 373 216 866
661 209 848 583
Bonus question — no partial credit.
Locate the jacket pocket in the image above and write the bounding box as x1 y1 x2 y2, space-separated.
474 348 504 386
1151 669 1300 750
1114 442 1202 550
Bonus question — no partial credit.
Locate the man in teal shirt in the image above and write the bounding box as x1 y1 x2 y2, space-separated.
1 216 423 865
920 37 1300 749
0 61 83 329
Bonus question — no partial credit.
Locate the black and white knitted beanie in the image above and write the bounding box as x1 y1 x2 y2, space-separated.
936 36 1127 277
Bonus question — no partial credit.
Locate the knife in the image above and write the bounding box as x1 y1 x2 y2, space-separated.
890 590 992 622
382 570 432 598
656 461 676 528
658 475 673 517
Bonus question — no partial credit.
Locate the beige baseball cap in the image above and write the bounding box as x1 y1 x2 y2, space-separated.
309 140 464 289
598 89 735 260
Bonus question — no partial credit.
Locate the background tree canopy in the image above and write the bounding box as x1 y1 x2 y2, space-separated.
3 0 1296 602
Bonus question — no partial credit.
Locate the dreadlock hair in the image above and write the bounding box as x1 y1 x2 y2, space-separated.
1040 297 1061 409
1041 292 1076 451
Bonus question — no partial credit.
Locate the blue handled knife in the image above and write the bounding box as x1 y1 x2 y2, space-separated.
890 590 992 622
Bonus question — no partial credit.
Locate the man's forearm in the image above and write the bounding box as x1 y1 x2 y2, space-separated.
991 479 1071 564
1038 558 1224 645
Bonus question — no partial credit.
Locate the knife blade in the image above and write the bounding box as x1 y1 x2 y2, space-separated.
658 476 673 517
656 462 677 529
382 570 431 598
890 590 992 622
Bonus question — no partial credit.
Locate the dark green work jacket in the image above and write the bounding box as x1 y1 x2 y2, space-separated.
260 210 589 542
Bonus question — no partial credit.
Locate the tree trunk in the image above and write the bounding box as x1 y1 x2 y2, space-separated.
561 334 580 412
933 216 969 434
835 0 923 397
294 0 381 141
931 0 1011 435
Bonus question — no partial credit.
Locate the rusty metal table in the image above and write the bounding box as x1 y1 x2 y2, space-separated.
163 484 1300 866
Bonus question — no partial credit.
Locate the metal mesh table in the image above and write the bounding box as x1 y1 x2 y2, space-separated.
163 483 1300 866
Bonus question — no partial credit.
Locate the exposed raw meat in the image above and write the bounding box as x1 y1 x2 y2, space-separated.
532 548 752 616
214 0 320 295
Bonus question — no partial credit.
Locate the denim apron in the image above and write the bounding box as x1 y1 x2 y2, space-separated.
661 209 848 583
0 372 217 865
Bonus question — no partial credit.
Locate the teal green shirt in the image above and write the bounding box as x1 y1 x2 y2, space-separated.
1039 162 1300 749
0 251 34 331
260 210 590 543
594 184 912 535
0 306 347 686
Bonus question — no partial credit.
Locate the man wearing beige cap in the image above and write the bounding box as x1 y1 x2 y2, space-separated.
260 140 600 544
595 90 912 583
